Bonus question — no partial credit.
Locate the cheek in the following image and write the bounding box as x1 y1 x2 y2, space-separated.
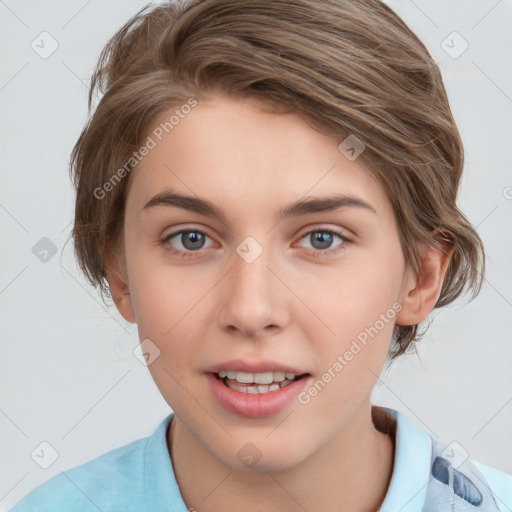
309 254 402 337
300 251 403 393
126 245 207 337
124 263 204 391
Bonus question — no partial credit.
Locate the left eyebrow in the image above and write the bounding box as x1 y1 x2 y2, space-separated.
279 194 377 217
141 188 377 222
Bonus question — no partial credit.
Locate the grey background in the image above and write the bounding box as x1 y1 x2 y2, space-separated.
1 0 511 509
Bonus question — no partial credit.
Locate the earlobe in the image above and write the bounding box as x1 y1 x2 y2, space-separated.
395 231 455 327
104 251 136 324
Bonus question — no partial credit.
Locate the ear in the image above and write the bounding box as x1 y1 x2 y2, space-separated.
105 249 136 324
395 229 455 326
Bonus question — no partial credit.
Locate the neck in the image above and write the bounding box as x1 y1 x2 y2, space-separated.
168 403 395 512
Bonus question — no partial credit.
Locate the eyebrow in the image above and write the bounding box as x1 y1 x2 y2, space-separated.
142 188 377 222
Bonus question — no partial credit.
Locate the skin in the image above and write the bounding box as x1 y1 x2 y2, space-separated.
106 94 453 512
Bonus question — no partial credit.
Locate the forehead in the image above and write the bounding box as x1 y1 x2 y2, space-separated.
125 95 391 222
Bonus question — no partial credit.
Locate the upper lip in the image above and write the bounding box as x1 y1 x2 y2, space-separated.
205 359 310 375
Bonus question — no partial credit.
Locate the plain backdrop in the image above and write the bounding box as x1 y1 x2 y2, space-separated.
1 0 511 509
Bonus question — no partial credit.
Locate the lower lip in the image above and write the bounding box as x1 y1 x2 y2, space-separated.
205 372 311 418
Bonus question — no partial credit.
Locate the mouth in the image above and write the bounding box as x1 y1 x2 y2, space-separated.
205 360 313 417
212 370 310 395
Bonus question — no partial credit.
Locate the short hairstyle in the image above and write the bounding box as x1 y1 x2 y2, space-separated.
70 0 485 359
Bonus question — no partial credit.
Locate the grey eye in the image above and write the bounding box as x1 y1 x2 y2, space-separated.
299 230 344 251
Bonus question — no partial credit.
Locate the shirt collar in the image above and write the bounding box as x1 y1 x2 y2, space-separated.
143 412 188 512
378 407 432 512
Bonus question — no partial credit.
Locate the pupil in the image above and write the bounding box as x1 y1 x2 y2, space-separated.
182 231 204 250
311 232 332 250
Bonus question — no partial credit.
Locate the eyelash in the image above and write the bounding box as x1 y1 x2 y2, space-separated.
161 227 351 259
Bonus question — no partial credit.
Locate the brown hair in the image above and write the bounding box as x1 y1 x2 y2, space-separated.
70 0 485 359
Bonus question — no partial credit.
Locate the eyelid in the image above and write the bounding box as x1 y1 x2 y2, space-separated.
297 223 352 239
162 222 217 240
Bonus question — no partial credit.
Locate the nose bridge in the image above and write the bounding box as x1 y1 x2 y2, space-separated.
218 235 287 336
232 237 274 310
234 240 270 296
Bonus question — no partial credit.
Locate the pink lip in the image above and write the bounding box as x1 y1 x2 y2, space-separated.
205 372 312 418
205 358 309 375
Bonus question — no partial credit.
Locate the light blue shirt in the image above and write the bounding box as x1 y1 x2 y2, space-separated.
7 408 512 511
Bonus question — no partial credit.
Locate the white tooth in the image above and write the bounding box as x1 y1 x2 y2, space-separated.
253 372 273 384
236 372 254 383
281 379 293 387
223 370 297 385
257 384 270 393
269 383 280 391
226 380 247 393
246 386 259 394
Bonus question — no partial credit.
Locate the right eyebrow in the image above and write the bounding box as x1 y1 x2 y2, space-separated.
142 189 229 224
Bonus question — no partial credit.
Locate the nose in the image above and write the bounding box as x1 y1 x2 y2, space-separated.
217 242 290 338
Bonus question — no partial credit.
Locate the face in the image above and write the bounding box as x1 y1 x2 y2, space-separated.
117 94 412 471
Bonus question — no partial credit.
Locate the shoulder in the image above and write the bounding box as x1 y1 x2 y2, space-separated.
426 437 512 512
7 432 153 512
472 460 512 512
375 406 512 512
